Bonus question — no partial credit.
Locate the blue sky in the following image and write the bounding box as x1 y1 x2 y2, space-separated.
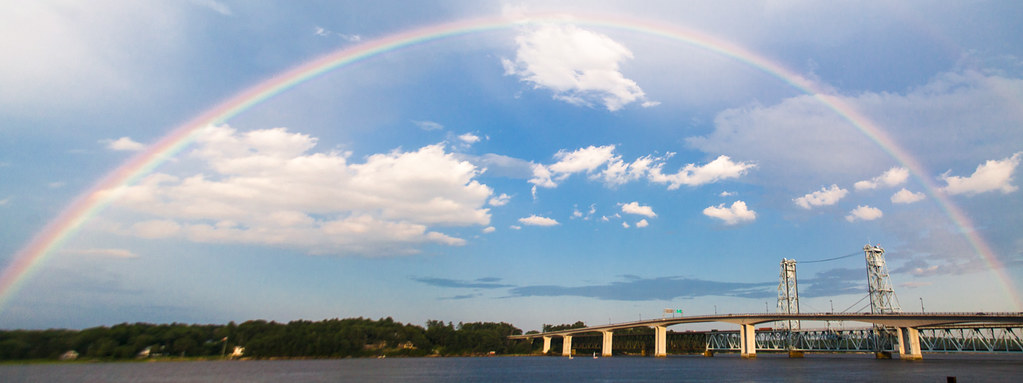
1 1 1022 331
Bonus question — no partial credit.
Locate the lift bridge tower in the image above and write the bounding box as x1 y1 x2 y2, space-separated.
864 244 901 314
864 244 900 356
777 258 800 330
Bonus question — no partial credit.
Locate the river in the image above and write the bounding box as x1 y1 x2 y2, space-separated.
2 354 1021 382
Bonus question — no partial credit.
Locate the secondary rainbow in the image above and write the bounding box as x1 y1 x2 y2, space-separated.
2 12 1017 311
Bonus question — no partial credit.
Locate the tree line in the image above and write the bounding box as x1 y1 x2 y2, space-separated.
0 317 533 361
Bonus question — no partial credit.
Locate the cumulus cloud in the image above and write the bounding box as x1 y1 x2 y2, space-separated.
635 219 649 228
102 137 146 151
891 188 926 204
703 200 756 225
794 185 848 209
845 205 883 222
621 201 656 217
482 226 496 234
502 24 654 111
647 155 755 190
530 145 753 191
854 167 909 190
518 215 559 226
488 193 511 206
941 152 1021 195
549 145 617 175
458 133 481 145
105 125 491 255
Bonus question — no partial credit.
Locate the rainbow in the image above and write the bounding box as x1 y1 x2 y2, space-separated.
2 12 1018 311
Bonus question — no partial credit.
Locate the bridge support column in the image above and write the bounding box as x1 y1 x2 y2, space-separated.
542 336 551 354
562 335 573 357
601 330 613 357
896 327 922 360
739 324 757 359
653 325 667 358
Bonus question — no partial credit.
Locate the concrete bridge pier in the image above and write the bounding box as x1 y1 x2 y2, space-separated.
542 336 551 354
896 327 923 360
653 325 667 357
739 324 757 358
562 335 573 357
601 330 613 357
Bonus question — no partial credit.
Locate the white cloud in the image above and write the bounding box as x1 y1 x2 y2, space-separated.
510 225 522 230
635 219 649 228
489 193 511 206
854 167 909 190
0 2 188 116
891 188 926 204
190 0 232 16
647 155 755 190
720 191 735 197
845 205 883 222
313 25 361 42
519 215 559 226
458 133 481 145
528 164 557 188
703 200 756 225
621 201 656 217
412 120 444 131
338 33 362 43
621 221 630 229
482 226 496 234
601 154 660 186
102 136 146 152
794 185 848 209
106 125 491 255
65 248 139 259
132 219 181 239
0 197 10 206
534 146 753 191
941 152 1021 196
549 145 617 175
502 24 654 111
689 72 1023 189
48 181 65 189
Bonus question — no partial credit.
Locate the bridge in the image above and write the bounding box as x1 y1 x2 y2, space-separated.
511 245 1023 360
509 312 1023 360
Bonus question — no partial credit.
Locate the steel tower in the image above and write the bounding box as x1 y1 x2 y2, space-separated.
864 244 900 313
777 258 800 330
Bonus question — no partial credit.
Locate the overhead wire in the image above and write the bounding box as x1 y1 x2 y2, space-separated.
798 252 861 264
840 294 869 313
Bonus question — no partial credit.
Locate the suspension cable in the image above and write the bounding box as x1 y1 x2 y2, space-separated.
840 294 869 313
799 251 861 264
